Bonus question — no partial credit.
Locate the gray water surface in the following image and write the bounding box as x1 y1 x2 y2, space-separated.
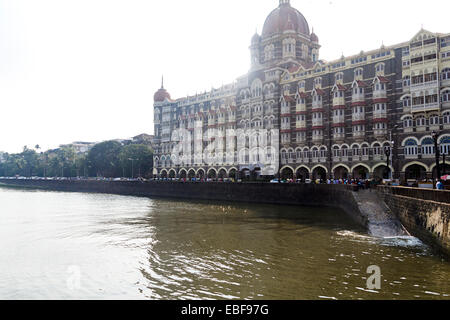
0 187 449 300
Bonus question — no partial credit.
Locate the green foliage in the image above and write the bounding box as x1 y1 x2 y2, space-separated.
87 141 122 177
119 144 153 178
0 141 153 178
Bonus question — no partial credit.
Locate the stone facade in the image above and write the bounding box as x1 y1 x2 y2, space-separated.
153 0 450 182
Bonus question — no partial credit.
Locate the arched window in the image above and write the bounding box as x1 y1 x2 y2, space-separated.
312 147 319 159
440 136 450 155
303 148 310 159
251 79 262 98
402 96 411 107
443 112 450 124
333 146 340 157
314 77 322 87
416 116 426 127
442 68 450 81
373 143 382 155
421 138 435 156
375 63 385 73
404 139 418 156
429 115 440 126
298 81 306 90
403 76 411 88
403 116 413 128
320 147 327 158
361 144 370 156
442 90 450 103
354 68 363 78
342 146 349 157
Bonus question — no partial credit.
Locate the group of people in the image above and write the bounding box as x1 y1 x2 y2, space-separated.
324 178 379 190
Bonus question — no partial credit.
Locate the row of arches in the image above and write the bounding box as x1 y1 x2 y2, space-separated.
160 167 240 180
279 163 391 181
158 160 449 181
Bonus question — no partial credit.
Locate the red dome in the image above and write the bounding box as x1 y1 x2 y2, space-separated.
262 2 310 38
154 88 171 102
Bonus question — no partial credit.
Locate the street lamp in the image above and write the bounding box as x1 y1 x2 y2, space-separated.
443 153 447 176
384 146 391 180
389 125 399 180
432 131 441 181
128 158 137 179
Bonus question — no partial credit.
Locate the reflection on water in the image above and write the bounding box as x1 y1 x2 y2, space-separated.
0 186 449 300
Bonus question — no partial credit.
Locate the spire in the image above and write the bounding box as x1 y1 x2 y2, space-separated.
161 75 164 89
279 0 290 5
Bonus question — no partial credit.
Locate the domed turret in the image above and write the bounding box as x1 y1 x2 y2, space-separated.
251 32 261 44
262 0 310 38
154 76 171 103
310 29 319 43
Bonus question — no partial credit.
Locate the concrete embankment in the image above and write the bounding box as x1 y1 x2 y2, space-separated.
0 179 367 227
378 186 450 257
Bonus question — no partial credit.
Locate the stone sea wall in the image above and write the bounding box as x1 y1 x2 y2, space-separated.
378 186 450 256
0 179 366 227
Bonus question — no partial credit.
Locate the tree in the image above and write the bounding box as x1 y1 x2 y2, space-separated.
87 141 123 177
119 144 153 178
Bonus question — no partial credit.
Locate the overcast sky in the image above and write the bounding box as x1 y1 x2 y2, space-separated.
0 0 449 153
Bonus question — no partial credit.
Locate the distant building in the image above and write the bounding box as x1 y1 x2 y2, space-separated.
132 134 154 147
153 0 450 182
60 142 97 154
0 152 6 163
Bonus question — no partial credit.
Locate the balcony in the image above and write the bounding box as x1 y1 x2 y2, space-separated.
352 94 365 103
333 116 345 124
411 103 440 113
352 113 365 122
312 135 323 143
372 90 387 100
312 119 323 127
227 116 236 123
373 112 387 120
312 100 323 110
333 133 345 141
374 129 388 137
353 131 366 139
281 107 291 115
410 80 438 91
333 97 345 106
296 121 306 129
296 104 307 113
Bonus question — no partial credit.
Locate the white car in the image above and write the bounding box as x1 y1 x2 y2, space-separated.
270 179 280 184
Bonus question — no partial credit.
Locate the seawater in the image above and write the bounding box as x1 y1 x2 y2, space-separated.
0 186 449 300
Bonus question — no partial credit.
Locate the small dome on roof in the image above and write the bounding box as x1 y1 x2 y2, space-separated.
154 76 171 102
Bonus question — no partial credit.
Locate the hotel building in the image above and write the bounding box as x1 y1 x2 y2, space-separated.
153 0 450 181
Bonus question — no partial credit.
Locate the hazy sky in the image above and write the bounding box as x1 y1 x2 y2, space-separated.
0 0 449 153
